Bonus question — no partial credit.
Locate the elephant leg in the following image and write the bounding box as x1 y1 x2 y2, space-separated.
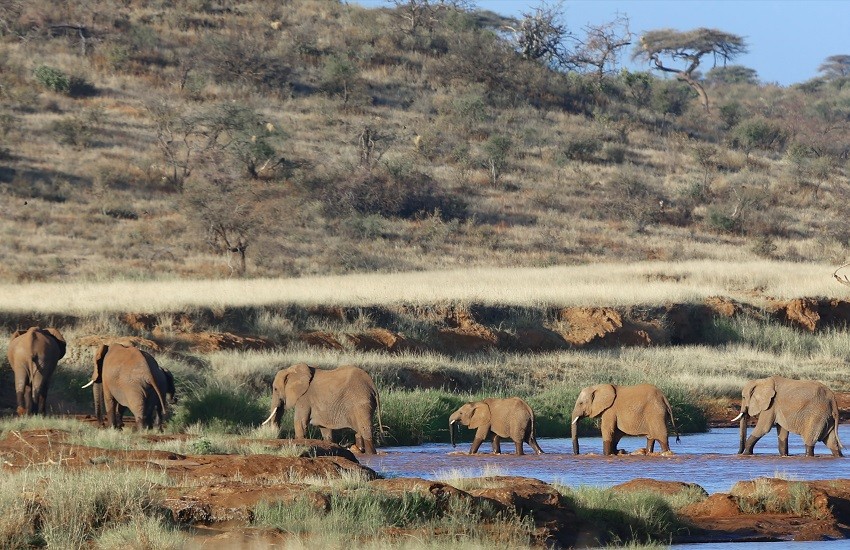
602 439 614 455
611 431 624 454
805 444 815 457
743 421 772 455
513 438 524 456
658 435 670 453
492 434 502 454
776 425 789 456
24 385 34 415
319 427 334 442
15 389 27 416
361 435 376 455
469 427 488 454
646 438 655 453
528 436 544 455
293 408 309 439
825 429 843 457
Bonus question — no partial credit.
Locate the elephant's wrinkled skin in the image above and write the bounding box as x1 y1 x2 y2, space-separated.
7 327 66 415
449 397 544 455
263 363 382 454
84 344 169 431
571 383 679 455
736 376 843 457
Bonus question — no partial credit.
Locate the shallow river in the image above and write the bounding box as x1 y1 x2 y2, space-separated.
359 426 850 495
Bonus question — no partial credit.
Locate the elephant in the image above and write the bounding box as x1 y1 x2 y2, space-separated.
262 363 382 454
7 327 66 415
81 343 168 431
734 376 843 457
571 383 679 455
449 397 544 455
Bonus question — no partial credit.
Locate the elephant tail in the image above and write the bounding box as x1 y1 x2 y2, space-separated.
832 398 844 450
664 395 681 443
151 377 168 425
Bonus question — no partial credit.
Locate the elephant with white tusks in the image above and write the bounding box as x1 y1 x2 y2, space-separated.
734 376 843 457
449 397 544 455
571 383 680 455
262 364 382 454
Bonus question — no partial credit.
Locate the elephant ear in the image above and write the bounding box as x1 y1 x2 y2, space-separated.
92 344 109 382
10 329 25 343
44 328 66 358
468 402 491 430
747 378 776 416
284 363 313 407
590 384 617 417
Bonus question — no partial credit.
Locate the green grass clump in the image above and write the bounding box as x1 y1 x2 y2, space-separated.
169 382 268 434
253 489 533 546
559 486 687 546
734 479 828 518
0 467 175 548
380 389 466 445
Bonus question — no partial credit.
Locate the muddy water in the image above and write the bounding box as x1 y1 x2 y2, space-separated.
361 427 850 495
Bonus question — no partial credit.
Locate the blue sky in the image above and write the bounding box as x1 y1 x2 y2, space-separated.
352 1 850 86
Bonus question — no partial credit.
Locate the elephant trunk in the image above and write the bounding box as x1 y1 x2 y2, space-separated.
450 419 457 447
738 411 748 454
92 383 104 426
572 416 580 455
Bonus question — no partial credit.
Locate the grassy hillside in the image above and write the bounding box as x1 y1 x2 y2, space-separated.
1 0 849 283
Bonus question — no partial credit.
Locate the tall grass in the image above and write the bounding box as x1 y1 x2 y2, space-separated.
0 467 180 549
253 489 533 546
0 260 844 314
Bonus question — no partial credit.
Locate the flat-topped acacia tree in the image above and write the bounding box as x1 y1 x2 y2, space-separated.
633 28 747 112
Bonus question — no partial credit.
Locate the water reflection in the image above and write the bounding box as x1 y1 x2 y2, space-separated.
361 426 850 494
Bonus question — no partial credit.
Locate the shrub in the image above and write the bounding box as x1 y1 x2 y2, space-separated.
380 389 466 445
563 133 602 162
169 383 268 433
34 65 70 93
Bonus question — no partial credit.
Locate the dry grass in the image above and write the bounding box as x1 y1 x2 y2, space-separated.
0 260 845 314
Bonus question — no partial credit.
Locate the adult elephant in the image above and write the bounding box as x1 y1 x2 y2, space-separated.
734 376 843 457
261 363 382 454
7 327 66 415
449 397 544 455
81 344 168 431
571 383 679 455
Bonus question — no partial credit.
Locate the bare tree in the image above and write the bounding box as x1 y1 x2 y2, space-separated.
504 1 568 66
387 0 473 35
633 28 747 112
567 13 632 78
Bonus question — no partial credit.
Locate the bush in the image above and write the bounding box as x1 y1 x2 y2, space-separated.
34 65 70 93
170 383 268 433
563 134 602 162
380 389 466 445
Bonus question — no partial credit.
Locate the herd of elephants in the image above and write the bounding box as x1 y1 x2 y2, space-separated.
6 326 845 457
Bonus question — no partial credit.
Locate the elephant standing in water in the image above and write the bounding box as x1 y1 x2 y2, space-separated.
571 383 679 455
82 344 169 431
449 397 544 455
735 376 843 457
7 327 66 415
262 364 382 454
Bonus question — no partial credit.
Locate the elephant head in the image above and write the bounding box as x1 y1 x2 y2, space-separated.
162 368 177 405
81 344 110 423
448 401 491 447
262 363 314 428
733 377 777 454
571 384 616 454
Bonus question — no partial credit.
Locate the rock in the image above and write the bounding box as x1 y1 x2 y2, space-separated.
558 307 653 347
345 329 418 353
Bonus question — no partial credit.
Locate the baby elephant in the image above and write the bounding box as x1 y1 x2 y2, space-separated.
449 397 544 455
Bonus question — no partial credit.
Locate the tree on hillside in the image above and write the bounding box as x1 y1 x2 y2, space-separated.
504 1 569 66
818 55 850 79
704 65 759 86
387 0 473 35
567 13 632 78
632 28 747 111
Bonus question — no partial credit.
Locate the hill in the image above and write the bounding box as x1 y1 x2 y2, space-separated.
1 0 849 283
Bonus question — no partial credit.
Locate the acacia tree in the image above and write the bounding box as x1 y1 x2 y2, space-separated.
633 28 747 111
818 54 850 79
504 1 569 66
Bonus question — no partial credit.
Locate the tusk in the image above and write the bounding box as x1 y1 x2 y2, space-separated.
572 416 580 425
81 380 95 389
731 412 744 422
450 419 457 425
261 407 277 426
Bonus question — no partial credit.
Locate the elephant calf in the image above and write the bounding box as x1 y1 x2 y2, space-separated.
449 397 544 455
734 375 843 457
571 383 679 456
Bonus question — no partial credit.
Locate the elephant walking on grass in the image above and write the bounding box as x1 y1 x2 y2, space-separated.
571 383 679 455
7 327 66 415
734 376 843 457
262 364 382 454
82 344 169 431
449 397 544 455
